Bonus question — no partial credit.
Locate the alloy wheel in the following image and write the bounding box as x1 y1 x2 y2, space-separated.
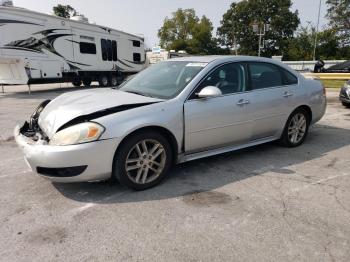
125 139 166 184
288 113 307 144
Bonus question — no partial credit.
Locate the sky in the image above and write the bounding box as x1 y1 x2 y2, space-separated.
14 0 328 47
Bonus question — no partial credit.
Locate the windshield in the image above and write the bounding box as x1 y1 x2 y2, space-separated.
118 61 207 99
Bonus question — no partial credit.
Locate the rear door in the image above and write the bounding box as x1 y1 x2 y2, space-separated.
244 62 296 141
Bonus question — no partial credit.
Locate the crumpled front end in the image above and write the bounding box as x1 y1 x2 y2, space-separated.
14 101 120 183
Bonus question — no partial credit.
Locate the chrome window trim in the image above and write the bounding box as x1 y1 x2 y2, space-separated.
185 61 247 102
185 60 299 103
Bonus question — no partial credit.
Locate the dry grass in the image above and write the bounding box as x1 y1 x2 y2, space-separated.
321 80 347 89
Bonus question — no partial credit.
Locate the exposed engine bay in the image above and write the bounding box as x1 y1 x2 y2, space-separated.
19 100 51 143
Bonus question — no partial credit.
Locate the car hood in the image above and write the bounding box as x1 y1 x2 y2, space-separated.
38 88 163 138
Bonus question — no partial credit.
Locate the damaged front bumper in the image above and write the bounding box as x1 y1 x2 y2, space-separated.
14 123 120 183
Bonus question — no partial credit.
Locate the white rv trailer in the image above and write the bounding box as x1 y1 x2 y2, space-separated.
0 3 145 87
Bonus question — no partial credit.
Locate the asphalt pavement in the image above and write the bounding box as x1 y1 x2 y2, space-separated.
0 85 349 262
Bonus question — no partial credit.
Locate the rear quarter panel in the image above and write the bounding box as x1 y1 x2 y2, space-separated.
297 76 326 124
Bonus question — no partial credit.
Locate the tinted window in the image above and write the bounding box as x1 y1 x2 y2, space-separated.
107 40 112 61
281 69 298 85
101 39 107 61
132 40 141 47
197 63 246 95
133 53 141 62
249 63 283 89
112 40 117 61
80 42 96 54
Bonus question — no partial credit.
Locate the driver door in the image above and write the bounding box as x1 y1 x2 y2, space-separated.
184 63 253 153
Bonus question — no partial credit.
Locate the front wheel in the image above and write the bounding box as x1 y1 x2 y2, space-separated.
112 131 173 190
279 108 310 147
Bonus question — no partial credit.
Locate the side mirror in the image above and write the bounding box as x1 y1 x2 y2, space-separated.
196 86 222 99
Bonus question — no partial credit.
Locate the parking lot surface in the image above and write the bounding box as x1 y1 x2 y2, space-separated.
0 85 349 262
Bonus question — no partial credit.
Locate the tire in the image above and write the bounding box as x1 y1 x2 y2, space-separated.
110 75 118 87
83 79 92 87
72 80 82 87
279 108 310 147
112 131 173 190
342 101 350 108
99 75 109 87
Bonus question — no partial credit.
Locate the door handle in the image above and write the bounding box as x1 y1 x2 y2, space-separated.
237 99 250 106
283 92 294 98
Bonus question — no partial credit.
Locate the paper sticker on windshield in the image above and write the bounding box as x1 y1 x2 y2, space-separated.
186 63 208 67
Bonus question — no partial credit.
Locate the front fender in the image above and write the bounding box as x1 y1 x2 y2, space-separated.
96 100 184 152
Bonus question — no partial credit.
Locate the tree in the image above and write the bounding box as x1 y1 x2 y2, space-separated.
284 24 317 60
217 0 300 57
284 24 348 60
326 0 350 46
158 8 225 54
53 4 77 18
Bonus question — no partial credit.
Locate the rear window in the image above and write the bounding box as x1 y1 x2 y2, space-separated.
249 62 283 89
281 69 298 85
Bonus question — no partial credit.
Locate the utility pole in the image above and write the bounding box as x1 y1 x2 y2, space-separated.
313 0 322 61
233 35 238 56
253 22 270 57
231 20 238 55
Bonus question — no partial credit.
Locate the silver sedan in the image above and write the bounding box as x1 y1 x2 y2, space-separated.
15 56 327 190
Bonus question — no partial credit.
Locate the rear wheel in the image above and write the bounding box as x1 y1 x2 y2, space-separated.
112 131 173 190
280 108 310 147
99 75 109 87
72 80 82 87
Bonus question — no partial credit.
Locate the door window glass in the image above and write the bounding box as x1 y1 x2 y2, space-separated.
197 63 246 95
281 68 298 85
249 63 283 89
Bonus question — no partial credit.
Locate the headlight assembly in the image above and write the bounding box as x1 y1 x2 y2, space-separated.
50 122 105 146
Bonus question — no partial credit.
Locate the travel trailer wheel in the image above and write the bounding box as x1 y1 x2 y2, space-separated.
72 80 82 87
99 75 109 87
110 75 118 87
83 79 92 87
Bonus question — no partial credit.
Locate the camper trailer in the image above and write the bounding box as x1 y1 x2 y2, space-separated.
0 2 145 87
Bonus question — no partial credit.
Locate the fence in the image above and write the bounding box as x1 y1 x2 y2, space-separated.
281 60 346 71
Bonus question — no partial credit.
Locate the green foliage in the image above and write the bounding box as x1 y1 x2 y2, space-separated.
158 9 228 55
284 25 316 60
53 4 77 18
217 0 300 57
284 23 350 60
326 0 350 46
